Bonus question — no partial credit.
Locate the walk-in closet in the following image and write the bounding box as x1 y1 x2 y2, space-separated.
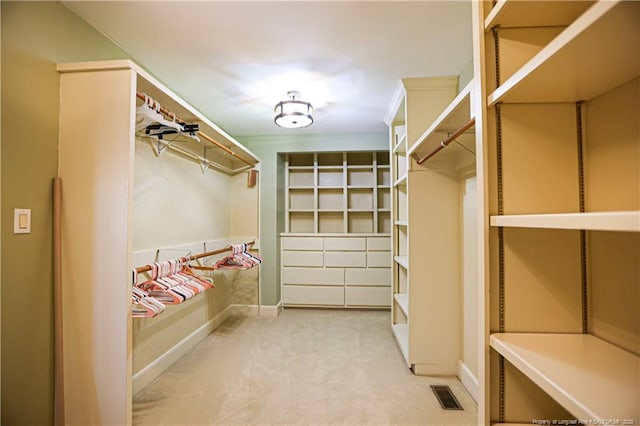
2 1 637 425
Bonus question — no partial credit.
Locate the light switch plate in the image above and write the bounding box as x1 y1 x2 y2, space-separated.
14 208 31 234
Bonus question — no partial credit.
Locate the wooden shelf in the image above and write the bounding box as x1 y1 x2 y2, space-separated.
394 256 408 269
490 211 640 232
391 323 409 362
491 333 640 420
408 80 475 172
484 0 594 30
394 293 409 317
488 1 640 106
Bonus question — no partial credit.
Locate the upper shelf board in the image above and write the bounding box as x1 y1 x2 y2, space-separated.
491 333 639 421
57 60 260 174
488 1 640 106
408 80 475 172
490 211 640 232
484 0 594 30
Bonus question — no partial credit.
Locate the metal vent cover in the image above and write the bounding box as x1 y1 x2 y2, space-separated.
431 385 463 410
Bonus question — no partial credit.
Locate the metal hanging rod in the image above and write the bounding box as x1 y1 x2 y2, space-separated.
414 118 476 165
134 240 256 274
135 92 254 167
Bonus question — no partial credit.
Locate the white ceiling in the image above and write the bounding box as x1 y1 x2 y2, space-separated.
63 1 472 137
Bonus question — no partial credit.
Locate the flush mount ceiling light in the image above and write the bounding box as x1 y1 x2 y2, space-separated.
274 91 314 129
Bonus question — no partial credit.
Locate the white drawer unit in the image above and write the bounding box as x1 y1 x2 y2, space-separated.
324 251 367 268
283 286 345 306
366 237 391 251
324 237 366 251
282 250 323 267
282 237 323 251
367 251 391 267
345 268 391 286
283 268 344 286
345 286 391 306
281 234 391 308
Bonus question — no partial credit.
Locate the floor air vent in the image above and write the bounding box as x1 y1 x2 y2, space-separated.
430 385 463 410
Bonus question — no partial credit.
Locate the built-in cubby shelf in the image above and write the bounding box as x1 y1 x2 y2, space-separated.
285 151 390 234
491 333 639 421
484 0 593 29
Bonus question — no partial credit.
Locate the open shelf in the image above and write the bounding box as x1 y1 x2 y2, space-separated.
391 323 409 362
488 1 640 106
490 211 640 232
408 80 475 171
394 220 408 227
394 293 409 317
393 175 407 187
490 333 640 420
484 0 594 30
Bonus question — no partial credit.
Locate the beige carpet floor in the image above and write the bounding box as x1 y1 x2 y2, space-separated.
133 308 478 425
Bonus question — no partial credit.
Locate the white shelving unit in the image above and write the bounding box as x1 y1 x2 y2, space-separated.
490 211 640 232
387 76 475 376
475 0 640 423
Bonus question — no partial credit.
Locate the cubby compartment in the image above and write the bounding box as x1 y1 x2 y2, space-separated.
396 186 407 222
348 188 373 211
376 151 390 166
395 152 407 182
377 188 390 210
317 169 343 187
318 188 343 211
318 212 344 233
288 153 315 167
289 212 314 233
289 189 314 211
348 212 373 233
347 152 373 166
317 152 343 167
289 169 314 187
377 212 391 233
377 167 391 187
347 168 373 187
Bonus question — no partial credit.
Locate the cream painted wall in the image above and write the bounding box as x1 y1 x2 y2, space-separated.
1 2 131 424
132 139 260 385
462 176 478 378
134 139 231 251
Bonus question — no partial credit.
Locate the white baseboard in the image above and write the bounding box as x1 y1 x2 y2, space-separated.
132 304 233 395
259 301 283 317
458 360 479 403
231 304 259 316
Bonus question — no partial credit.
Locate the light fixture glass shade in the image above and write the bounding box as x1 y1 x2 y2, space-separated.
274 91 313 128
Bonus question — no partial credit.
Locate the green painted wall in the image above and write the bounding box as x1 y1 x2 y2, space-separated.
1 2 130 424
237 133 388 305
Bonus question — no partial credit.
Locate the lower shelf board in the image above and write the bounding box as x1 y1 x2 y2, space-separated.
490 333 640 421
394 293 409 316
391 323 409 364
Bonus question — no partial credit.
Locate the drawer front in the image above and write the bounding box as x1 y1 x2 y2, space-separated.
283 268 344 285
283 251 323 267
367 251 391 267
282 237 323 251
283 285 344 306
324 251 366 267
324 237 366 251
345 286 390 306
345 268 391 286
367 237 391 251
